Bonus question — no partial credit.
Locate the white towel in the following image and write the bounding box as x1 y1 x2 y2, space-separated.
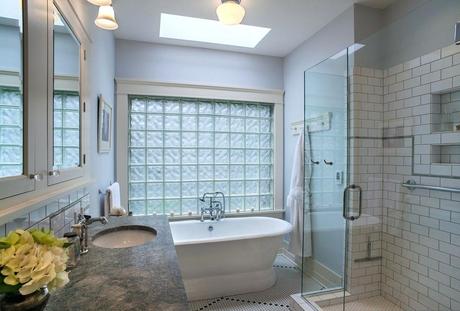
104 182 126 216
287 131 312 257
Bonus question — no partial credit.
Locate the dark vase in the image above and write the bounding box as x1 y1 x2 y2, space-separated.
0 288 50 311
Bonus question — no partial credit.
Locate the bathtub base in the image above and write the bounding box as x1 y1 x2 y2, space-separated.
184 267 277 301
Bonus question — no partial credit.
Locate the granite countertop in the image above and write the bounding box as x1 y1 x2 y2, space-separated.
46 215 190 311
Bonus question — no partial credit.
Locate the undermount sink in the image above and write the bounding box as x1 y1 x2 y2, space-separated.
92 225 157 249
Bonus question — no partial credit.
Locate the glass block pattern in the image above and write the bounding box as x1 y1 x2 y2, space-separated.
53 91 80 170
128 96 274 216
0 87 23 178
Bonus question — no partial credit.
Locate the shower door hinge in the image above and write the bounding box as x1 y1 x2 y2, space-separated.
83 49 87 61
83 154 86 165
83 101 86 112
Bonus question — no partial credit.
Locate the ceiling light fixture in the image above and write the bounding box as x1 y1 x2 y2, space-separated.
87 0 112 6
216 0 245 25
95 5 118 30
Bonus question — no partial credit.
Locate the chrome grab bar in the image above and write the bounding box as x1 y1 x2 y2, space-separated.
402 179 460 193
342 184 362 221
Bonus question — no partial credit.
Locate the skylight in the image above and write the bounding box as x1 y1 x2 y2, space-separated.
159 13 271 48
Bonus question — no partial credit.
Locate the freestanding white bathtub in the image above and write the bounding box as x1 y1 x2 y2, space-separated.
169 216 293 301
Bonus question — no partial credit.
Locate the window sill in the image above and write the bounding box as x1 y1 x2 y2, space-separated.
167 209 285 221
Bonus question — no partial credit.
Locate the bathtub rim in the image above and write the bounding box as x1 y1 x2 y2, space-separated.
170 216 292 246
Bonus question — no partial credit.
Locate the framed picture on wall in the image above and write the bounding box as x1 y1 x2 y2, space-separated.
98 95 112 153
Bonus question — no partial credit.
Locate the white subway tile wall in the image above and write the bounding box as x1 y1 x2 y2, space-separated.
338 47 460 310
346 66 385 302
382 43 460 310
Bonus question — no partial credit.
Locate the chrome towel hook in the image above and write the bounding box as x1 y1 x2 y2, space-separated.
311 160 320 165
324 160 333 165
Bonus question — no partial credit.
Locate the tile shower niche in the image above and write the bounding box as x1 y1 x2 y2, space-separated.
415 90 460 177
431 144 460 165
432 91 460 133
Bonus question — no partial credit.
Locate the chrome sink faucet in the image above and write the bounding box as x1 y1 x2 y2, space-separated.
72 214 108 254
199 192 225 222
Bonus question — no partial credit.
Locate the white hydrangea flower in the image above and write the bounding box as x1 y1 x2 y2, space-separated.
0 229 70 296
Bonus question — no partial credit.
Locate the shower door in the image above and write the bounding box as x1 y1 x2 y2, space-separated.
301 46 355 303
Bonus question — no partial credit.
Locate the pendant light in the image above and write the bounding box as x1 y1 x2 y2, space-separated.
87 0 112 5
216 0 246 25
95 5 118 30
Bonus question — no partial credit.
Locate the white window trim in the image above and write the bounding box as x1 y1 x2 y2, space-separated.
115 79 284 214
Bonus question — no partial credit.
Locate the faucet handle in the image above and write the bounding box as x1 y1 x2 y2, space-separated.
71 224 82 236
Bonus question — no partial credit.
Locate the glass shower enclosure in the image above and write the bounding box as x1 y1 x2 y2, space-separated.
301 42 381 308
301 1 460 310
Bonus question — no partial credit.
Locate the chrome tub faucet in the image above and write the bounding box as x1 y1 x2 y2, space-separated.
199 192 226 222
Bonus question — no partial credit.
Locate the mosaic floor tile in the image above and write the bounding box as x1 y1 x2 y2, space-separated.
189 255 323 311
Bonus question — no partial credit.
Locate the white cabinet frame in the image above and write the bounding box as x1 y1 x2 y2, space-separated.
46 0 89 185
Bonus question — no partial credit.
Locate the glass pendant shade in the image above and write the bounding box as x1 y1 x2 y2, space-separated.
95 5 118 30
216 0 245 25
87 0 112 5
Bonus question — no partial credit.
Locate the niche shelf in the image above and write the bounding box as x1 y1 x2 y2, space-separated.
431 91 460 133
431 144 460 164
412 88 460 178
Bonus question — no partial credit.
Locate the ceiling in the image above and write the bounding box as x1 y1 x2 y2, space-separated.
113 0 397 57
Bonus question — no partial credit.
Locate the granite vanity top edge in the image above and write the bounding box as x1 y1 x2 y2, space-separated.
46 215 190 311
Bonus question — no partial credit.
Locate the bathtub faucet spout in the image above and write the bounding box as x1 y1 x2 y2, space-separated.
199 192 226 222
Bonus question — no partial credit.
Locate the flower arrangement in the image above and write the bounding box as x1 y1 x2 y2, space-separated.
0 229 70 296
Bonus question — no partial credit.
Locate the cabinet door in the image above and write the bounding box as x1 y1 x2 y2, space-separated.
47 3 84 185
0 0 36 199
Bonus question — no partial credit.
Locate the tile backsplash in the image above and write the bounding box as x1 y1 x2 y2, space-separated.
0 188 90 237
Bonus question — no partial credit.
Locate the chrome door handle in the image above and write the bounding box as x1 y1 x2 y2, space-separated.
342 184 362 221
29 173 43 181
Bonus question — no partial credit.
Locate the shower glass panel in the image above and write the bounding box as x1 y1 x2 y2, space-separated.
302 1 460 310
301 47 350 298
341 1 460 310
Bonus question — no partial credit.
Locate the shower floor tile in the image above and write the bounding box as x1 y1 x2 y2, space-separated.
189 254 323 311
321 296 401 311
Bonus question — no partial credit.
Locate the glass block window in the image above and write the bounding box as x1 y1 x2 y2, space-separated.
128 96 274 216
53 91 80 170
0 87 23 178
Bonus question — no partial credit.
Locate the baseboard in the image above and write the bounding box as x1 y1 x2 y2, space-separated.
281 244 342 288
303 257 342 288
280 242 303 266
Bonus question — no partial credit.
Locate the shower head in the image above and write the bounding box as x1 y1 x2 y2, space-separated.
455 22 460 45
